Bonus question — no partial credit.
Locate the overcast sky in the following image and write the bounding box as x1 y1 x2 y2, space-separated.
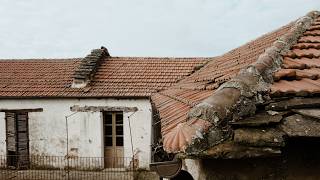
0 0 319 58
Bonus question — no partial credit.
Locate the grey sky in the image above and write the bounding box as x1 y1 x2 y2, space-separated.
0 0 319 58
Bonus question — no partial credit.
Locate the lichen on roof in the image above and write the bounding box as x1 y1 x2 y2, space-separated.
155 11 320 156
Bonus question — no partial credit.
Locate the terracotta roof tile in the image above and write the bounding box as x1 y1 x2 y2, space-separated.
271 19 320 97
274 68 320 81
272 79 320 96
292 42 320 49
152 16 294 144
273 69 297 80
154 11 320 153
163 118 212 153
0 57 207 98
298 35 320 43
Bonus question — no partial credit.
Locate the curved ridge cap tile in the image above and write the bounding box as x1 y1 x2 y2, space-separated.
180 11 320 152
188 88 241 125
163 119 212 153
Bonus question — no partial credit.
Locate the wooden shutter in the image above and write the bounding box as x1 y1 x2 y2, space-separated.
16 112 30 169
5 112 30 169
5 112 17 152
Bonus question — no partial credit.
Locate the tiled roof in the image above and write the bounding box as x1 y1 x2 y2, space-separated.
0 57 208 98
152 18 293 146
271 18 320 96
153 11 320 154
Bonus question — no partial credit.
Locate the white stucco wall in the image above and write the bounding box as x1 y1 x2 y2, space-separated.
182 159 206 180
0 98 152 169
0 112 6 166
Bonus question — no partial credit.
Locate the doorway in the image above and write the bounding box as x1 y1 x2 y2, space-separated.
5 111 30 169
103 112 124 168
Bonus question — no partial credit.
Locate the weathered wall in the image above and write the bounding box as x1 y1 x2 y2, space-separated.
0 112 5 167
181 159 205 180
0 98 152 169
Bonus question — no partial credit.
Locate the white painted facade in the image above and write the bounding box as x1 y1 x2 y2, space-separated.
182 159 205 180
0 98 152 169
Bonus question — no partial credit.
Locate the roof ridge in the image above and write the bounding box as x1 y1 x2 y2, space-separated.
109 56 213 60
0 58 82 62
165 16 299 91
0 52 207 98
0 57 213 62
215 22 296 58
162 10 320 153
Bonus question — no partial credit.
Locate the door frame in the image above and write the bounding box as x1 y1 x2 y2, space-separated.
102 111 124 168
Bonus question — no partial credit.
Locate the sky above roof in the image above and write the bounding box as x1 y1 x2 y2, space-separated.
0 0 319 58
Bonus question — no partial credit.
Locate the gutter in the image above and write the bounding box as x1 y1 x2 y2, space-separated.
149 160 182 179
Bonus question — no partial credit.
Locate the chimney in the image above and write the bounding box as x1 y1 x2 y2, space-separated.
72 46 110 88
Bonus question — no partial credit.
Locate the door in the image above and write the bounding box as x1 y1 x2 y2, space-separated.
103 112 124 168
5 112 30 169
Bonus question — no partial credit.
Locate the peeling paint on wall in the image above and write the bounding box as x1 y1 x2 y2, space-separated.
0 98 152 169
0 112 6 157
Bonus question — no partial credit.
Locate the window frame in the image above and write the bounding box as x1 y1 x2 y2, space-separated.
103 112 124 148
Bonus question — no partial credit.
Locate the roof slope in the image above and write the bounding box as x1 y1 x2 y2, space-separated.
152 18 293 139
153 11 320 154
0 57 208 98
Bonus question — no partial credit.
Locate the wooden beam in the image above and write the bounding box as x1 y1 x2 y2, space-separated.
0 108 43 112
70 105 138 112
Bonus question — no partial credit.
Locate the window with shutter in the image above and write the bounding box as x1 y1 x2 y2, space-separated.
5 111 30 169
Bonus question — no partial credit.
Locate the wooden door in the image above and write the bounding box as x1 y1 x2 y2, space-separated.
103 112 124 168
5 112 30 169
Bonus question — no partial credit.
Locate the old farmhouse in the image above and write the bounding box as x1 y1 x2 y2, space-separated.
0 48 207 170
1 9 320 180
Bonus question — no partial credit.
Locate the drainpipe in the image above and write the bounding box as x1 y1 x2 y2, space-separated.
127 111 136 170
65 112 78 179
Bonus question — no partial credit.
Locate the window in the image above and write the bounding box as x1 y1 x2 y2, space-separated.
5 111 30 169
103 112 124 147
